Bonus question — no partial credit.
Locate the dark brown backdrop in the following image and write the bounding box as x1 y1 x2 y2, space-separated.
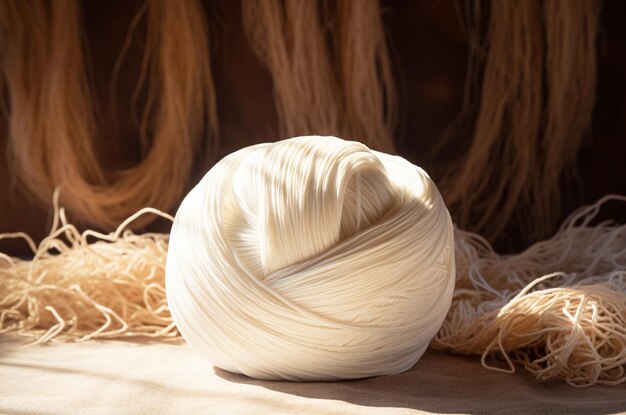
1 0 625 256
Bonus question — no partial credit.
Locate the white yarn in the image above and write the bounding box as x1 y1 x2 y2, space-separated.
166 136 455 381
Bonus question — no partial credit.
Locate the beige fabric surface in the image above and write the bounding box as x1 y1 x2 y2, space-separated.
0 336 624 414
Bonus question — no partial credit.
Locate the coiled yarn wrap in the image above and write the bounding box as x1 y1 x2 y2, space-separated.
166 136 455 380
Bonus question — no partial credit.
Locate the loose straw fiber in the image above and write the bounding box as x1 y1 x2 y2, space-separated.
436 195 626 387
1 137 625 386
0 192 178 345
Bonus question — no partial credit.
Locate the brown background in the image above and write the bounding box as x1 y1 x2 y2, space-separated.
1 0 625 256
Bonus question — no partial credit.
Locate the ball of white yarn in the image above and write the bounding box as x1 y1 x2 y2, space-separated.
166 136 455 381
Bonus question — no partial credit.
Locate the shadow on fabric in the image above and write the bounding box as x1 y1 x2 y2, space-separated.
215 350 626 414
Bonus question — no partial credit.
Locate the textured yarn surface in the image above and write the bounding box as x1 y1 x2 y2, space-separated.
166 136 456 380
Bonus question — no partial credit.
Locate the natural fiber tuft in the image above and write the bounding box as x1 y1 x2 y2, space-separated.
436 195 626 387
0 191 177 346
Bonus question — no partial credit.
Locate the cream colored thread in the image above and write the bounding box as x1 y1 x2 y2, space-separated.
167 135 454 380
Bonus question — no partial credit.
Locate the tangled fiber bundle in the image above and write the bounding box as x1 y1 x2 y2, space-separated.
1 137 625 387
0 192 177 345
436 195 626 387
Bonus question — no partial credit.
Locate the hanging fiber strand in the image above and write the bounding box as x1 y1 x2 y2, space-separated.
242 0 341 138
242 0 396 152
0 0 218 229
440 0 601 242
334 0 397 153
